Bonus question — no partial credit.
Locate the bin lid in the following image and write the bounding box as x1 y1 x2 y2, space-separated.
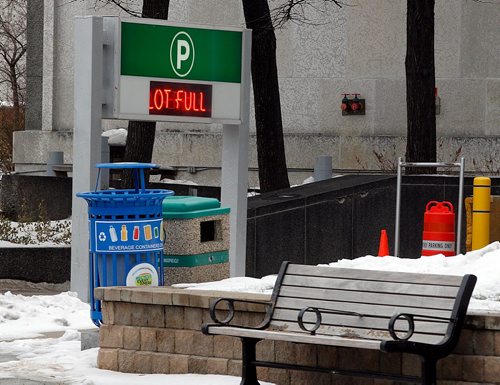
93 162 160 193
162 196 230 219
95 162 160 169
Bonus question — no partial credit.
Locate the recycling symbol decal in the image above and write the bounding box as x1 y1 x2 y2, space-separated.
98 232 106 242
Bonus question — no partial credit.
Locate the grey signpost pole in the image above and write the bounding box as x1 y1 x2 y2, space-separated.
71 16 103 301
221 30 252 277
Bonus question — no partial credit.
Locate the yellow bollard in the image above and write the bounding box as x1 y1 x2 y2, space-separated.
472 177 491 250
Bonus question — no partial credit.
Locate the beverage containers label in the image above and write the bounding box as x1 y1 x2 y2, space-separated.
109 225 118 242
121 225 128 241
94 219 164 253
144 224 153 241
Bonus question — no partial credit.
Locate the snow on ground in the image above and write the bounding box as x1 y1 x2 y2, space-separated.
0 219 71 247
0 291 95 341
179 241 500 312
173 274 277 294
2 242 500 383
0 330 273 385
158 178 198 185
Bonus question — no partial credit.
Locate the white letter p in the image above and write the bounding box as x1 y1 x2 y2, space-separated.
177 40 190 70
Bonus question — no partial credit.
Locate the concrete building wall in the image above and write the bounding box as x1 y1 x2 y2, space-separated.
15 0 500 185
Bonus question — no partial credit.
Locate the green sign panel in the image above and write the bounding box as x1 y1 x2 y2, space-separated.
121 22 242 83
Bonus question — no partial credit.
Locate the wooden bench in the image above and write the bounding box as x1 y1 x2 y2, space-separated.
202 261 476 385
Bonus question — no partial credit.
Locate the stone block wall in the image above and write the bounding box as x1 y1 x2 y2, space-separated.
96 287 500 385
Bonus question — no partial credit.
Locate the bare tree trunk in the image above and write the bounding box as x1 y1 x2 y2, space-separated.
242 0 290 193
122 0 169 188
405 0 436 174
10 65 21 130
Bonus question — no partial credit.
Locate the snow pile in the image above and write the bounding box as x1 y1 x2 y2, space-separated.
102 128 127 146
328 241 500 311
0 291 96 341
174 275 277 293
178 242 500 312
0 292 274 384
159 178 198 185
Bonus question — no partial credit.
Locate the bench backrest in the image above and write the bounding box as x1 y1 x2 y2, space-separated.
269 263 476 345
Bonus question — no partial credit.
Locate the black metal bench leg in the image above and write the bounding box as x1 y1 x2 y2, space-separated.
240 337 260 385
421 357 437 385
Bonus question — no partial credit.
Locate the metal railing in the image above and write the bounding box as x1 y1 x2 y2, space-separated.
394 157 465 258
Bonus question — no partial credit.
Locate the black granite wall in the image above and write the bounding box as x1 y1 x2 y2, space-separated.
0 247 71 283
0 174 72 221
246 175 500 278
0 176 220 221
3 174 500 282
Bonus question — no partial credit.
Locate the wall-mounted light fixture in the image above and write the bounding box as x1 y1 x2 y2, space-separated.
341 93 365 116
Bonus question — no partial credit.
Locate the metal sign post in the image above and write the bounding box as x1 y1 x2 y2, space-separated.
71 17 104 301
72 16 251 300
394 157 465 258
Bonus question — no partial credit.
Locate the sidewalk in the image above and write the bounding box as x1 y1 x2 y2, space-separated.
0 331 70 385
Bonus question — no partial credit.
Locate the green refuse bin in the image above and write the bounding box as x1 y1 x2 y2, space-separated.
162 196 230 285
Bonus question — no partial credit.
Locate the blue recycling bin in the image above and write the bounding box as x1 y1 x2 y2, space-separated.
77 162 174 326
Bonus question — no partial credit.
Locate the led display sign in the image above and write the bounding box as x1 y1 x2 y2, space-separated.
149 81 212 118
101 18 247 123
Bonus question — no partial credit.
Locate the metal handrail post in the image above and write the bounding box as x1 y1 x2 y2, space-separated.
456 157 465 254
395 157 402 258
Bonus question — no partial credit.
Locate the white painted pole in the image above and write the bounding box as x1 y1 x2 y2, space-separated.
221 29 252 277
71 16 103 301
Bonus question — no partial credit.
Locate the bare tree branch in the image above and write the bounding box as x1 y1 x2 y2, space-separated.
0 0 26 172
270 0 345 28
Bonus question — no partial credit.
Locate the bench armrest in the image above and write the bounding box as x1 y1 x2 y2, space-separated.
387 312 456 341
205 297 273 330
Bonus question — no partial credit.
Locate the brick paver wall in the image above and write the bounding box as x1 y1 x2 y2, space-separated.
95 287 500 385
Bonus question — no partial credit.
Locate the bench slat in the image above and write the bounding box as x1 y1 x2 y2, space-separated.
282 275 460 298
277 286 456 311
271 308 449 336
272 297 453 320
269 321 445 345
270 320 446 344
286 264 463 286
205 325 383 350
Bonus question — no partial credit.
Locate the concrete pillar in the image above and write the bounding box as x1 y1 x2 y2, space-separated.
46 151 64 176
25 0 44 131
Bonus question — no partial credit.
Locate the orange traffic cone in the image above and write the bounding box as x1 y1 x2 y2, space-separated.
378 229 390 257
